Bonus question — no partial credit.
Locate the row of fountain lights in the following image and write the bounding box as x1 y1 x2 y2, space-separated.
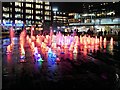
6 26 114 62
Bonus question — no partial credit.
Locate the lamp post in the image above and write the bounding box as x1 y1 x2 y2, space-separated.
52 7 58 32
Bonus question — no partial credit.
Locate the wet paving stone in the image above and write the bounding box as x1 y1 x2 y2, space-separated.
2 37 120 90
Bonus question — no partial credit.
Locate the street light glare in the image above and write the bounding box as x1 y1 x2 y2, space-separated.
52 8 58 12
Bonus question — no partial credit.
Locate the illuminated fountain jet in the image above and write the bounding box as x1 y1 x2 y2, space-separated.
95 36 98 45
56 57 60 62
69 42 74 52
10 27 14 45
109 37 114 53
48 48 57 61
100 36 102 43
87 35 91 45
19 29 27 62
109 37 114 51
7 44 12 53
20 47 26 62
73 45 78 54
6 27 15 53
31 26 34 37
57 46 61 55
20 48 25 59
110 37 113 46
90 37 94 46
34 47 43 62
48 48 53 57
103 37 107 49
80 35 83 44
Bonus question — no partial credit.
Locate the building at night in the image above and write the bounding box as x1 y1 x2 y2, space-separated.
67 2 120 32
82 2 120 18
2 2 120 33
52 11 69 31
2 1 52 32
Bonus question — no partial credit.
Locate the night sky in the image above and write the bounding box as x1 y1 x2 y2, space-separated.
51 2 83 13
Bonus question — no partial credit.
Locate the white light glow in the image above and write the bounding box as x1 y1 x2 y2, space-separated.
52 8 58 12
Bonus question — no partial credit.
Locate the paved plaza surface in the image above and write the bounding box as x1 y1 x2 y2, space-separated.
2 36 120 90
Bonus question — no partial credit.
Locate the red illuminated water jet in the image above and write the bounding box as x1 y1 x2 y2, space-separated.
110 37 113 46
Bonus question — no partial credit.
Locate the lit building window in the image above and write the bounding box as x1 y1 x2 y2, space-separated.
15 8 22 12
26 9 32 13
26 0 33 2
45 1 49 5
45 11 50 15
41 11 43 14
64 19 66 21
36 1 43 4
107 11 115 15
31 0 34 2
18 0 24 1
36 11 40 14
26 20 31 25
63 17 67 19
10 14 12 18
15 2 21 7
3 13 9 18
15 20 18 24
10 8 12 12
15 14 23 18
41 5 43 9
40 1 43 4
10 2 12 5
3 19 6 24
45 16 51 20
36 5 40 9
32 15 33 19
3 19 13 24
36 16 41 20
32 21 34 24
15 20 23 24
26 4 31 7
21 3 23 6
3 7 9 11
26 15 32 19
45 6 50 10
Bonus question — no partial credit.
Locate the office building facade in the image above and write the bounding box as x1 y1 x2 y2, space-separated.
2 1 52 31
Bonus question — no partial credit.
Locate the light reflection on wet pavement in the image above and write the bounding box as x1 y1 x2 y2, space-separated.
2 37 120 90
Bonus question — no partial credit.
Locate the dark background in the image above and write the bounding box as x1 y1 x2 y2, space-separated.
51 2 83 13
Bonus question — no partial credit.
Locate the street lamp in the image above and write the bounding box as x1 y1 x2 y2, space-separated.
52 8 58 12
52 7 58 31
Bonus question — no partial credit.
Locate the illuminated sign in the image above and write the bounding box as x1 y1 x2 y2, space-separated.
2 22 24 27
15 23 24 27
4 23 12 26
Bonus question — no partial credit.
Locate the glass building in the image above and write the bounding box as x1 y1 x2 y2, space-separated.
2 1 52 31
